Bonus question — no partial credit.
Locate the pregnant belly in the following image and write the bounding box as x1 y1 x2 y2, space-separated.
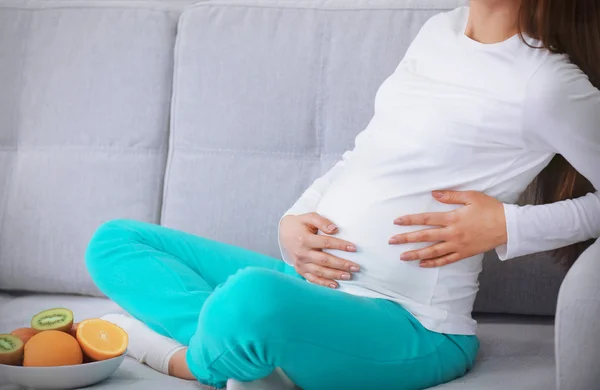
315 176 459 304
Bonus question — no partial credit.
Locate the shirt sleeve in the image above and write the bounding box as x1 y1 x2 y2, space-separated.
497 192 600 260
496 57 600 260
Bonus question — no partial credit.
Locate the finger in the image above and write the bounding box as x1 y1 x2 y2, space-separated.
394 211 455 227
389 228 446 245
307 234 357 253
307 250 361 272
419 253 462 268
304 262 352 282
432 190 477 205
399 242 454 261
300 212 339 234
303 273 339 289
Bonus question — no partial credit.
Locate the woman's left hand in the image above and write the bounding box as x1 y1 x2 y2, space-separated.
389 190 508 268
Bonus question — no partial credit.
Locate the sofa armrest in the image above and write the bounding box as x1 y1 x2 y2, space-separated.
556 239 600 390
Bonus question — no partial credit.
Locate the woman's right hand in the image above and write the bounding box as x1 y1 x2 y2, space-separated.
279 213 360 289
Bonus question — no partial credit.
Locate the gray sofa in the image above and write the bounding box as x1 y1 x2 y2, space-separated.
0 0 598 389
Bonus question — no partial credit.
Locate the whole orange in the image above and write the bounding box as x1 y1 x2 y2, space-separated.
10 328 39 345
23 330 83 367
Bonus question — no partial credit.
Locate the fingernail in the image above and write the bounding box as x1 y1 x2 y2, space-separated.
329 283 337 289
420 262 430 268
350 266 360 272
432 191 443 199
328 224 337 231
395 218 404 225
347 245 356 252
389 239 397 245
341 273 351 280
400 253 411 261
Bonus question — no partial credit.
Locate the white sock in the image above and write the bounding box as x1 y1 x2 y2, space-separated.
101 313 185 376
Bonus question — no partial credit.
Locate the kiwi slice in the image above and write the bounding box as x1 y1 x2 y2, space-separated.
31 308 74 333
0 334 24 366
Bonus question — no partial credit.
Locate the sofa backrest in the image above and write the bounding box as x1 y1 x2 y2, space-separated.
162 0 567 316
0 0 188 295
162 0 448 254
0 0 568 315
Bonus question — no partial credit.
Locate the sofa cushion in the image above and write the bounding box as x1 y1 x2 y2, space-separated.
0 292 555 390
162 0 566 316
162 0 462 262
0 0 184 295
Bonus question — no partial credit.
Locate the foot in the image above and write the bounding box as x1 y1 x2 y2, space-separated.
101 313 185 376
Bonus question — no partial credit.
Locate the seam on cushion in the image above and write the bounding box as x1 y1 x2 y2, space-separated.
0 151 16 287
170 146 349 158
0 1 191 12
0 145 165 153
152 3 180 226
317 11 333 186
0 8 31 290
161 4 188 226
314 7 327 172
188 1 462 13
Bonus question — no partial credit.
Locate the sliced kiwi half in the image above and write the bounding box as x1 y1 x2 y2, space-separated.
31 308 74 333
0 334 24 366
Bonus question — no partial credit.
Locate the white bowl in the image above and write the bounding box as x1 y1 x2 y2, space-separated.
0 354 125 389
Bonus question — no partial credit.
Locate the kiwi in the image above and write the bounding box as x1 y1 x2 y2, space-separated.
0 334 24 366
31 308 74 333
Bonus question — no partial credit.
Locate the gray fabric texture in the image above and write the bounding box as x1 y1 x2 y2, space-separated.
473 251 567 315
1 0 593 388
0 0 182 295
163 0 564 316
555 239 600 390
0 292 555 390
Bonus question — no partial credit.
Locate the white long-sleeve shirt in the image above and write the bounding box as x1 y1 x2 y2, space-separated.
279 7 600 335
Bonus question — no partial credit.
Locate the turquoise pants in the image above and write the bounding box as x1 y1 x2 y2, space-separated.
86 220 478 390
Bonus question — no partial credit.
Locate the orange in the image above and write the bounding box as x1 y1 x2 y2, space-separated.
76 319 128 361
68 323 79 338
24 331 82 367
10 328 39 345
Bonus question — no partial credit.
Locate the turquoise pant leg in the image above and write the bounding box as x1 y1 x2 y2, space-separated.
86 219 289 344
86 219 478 390
191 267 478 390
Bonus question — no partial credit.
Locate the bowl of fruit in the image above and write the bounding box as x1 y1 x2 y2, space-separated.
0 308 129 389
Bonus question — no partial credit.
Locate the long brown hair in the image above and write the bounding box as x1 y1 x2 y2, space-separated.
517 0 599 268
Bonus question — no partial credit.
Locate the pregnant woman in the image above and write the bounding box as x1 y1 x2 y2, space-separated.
86 1 600 389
